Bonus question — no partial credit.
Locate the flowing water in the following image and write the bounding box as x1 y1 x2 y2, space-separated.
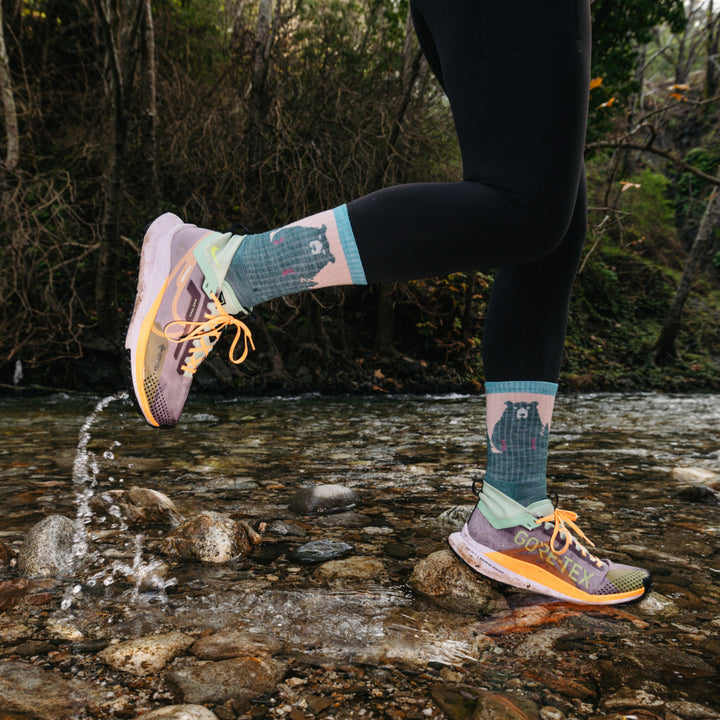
0 392 718 719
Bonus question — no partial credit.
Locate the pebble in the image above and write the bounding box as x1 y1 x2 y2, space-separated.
0 660 107 719
407 549 507 616
670 467 718 483
97 631 194 676
287 539 354 564
601 688 664 709
17 515 76 578
90 486 182 526
190 630 283 660
161 512 261 563
166 656 287 705
131 705 220 720
539 707 565 720
637 591 679 618
266 520 308 537
288 484 358 515
313 555 385 582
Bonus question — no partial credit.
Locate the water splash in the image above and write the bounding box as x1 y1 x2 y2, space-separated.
60 392 128 611
70 392 128 562
61 391 177 611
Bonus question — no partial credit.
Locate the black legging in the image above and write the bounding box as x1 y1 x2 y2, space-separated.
346 0 591 382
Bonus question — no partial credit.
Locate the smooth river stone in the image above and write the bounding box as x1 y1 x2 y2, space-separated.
288 484 358 514
287 539 354 564
17 515 76 578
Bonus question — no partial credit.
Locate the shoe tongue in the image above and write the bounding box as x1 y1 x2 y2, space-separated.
526 497 555 518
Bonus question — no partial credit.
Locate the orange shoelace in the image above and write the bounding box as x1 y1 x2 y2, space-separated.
535 508 603 568
164 293 255 374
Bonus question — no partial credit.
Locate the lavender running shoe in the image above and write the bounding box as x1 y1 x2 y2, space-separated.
449 484 652 605
124 213 254 428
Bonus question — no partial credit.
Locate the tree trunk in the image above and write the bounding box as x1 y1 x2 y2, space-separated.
247 0 275 169
140 0 159 214
372 7 423 188
704 1 720 101
93 0 143 333
655 184 720 362
0 0 19 173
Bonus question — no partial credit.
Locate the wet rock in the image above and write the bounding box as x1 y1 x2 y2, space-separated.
513 626 570 659
435 505 475 534
97 631 194 676
431 684 541 720
637 591 679 618
0 538 13 567
10 639 57 657
287 539 354 564
190 630 283 660
17 515 76 578
539 707 565 720
288 484 357 515
0 578 30 611
677 485 719 505
408 549 508 616
90 486 182 526
670 467 718 483
0 660 107 719
383 542 415 560
360 608 492 668
131 705 219 720
0 621 32 643
202 476 259 491
314 555 384 582
601 688 664 710
665 700 719 719
313 510 371 528
46 618 84 641
522 665 596 702
166 656 287 705
161 512 261 563
266 520 308 537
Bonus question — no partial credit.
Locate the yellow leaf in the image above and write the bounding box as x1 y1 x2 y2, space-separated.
589 77 603 91
669 91 687 102
598 97 615 109
620 181 641 192
668 83 690 91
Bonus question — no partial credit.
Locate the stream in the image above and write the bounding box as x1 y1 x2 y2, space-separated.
0 392 718 720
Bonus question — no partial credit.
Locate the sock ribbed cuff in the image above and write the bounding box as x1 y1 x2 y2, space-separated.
333 204 367 285
485 380 558 396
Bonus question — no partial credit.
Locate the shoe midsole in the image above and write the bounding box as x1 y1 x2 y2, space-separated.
125 214 185 422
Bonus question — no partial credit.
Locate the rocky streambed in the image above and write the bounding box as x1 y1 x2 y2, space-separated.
0 392 718 720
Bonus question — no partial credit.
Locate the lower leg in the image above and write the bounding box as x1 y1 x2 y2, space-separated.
479 174 588 504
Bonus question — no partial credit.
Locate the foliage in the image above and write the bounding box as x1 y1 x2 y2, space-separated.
588 0 686 135
1 0 719 393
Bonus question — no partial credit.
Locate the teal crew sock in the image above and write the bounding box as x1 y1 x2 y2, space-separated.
483 380 558 506
224 205 366 308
